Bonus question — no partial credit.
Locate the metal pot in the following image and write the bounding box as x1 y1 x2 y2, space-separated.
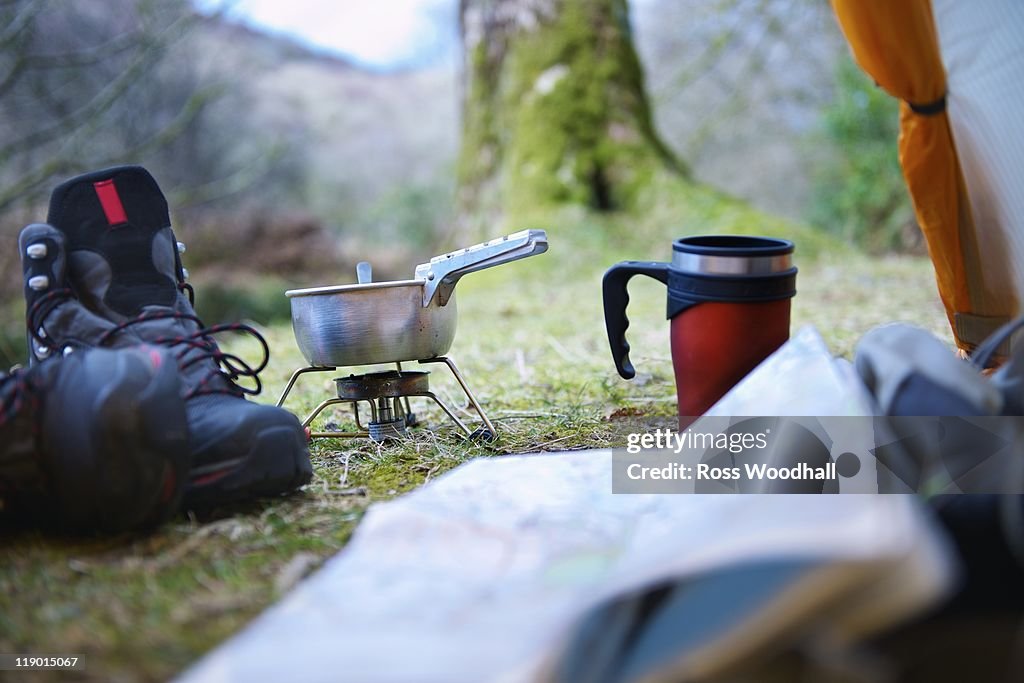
286 229 548 367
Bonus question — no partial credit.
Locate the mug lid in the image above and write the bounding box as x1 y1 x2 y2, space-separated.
672 235 794 257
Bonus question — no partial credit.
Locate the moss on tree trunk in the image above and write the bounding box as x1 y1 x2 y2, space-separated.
457 0 685 233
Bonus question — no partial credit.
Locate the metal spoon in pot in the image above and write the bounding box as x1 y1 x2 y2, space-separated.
356 261 373 285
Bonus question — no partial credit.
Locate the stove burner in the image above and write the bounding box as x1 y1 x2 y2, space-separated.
335 370 430 400
335 371 427 442
276 357 496 443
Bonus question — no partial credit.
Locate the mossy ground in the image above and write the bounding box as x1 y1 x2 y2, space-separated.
0 203 952 682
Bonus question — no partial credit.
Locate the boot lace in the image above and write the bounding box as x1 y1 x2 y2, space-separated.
94 309 270 399
26 282 269 400
25 287 75 355
0 369 40 434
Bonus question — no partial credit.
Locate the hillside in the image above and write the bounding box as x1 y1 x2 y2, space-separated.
186 17 459 226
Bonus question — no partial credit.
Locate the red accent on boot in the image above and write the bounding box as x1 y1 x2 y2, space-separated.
93 179 128 226
160 467 177 503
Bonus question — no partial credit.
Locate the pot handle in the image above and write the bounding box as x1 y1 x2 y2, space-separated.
603 261 669 379
415 229 548 306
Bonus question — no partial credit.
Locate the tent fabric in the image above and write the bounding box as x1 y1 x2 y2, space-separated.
932 0 1024 347
830 0 1018 352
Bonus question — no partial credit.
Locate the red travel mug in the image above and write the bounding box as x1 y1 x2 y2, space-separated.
603 236 796 424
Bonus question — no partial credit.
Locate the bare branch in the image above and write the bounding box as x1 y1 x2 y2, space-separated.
0 55 27 99
23 30 142 70
0 0 45 47
0 11 195 163
166 143 286 208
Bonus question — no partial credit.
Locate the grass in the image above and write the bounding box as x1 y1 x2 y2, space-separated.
0 211 953 682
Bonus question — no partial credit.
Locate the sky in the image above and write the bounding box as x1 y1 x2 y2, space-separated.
196 0 460 70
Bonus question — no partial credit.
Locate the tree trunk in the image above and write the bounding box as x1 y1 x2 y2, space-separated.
456 0 685 234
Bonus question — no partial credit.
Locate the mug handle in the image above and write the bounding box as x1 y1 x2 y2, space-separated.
602 261 669 379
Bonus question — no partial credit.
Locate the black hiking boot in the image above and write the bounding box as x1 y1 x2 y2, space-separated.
0 345 189 533
40 166 312 509
20 223 125 364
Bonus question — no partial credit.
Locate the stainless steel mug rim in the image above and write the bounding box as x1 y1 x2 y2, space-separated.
671 236 793 276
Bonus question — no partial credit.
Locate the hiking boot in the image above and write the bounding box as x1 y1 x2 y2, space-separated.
41 165 312 509
20 223 124 364
0 345 189 533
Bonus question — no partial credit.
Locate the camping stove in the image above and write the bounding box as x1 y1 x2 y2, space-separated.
276 357 496 443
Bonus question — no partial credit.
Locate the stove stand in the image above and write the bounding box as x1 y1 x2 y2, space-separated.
276 356 496 443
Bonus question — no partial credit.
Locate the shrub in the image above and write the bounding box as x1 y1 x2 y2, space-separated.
807 58 918 253
175 208 343 280
190 274 293 326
